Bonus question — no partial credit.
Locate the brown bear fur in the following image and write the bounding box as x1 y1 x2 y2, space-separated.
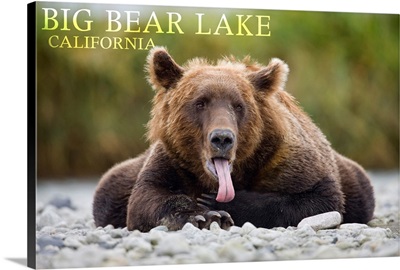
92 47 375 232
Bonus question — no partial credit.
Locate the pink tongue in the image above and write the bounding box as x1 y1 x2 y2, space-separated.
214 158 235 202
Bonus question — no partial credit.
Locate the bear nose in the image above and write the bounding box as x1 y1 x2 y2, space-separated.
209 129 235 154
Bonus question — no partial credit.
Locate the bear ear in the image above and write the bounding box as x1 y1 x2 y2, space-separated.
249 58 289 93
146 47 184 91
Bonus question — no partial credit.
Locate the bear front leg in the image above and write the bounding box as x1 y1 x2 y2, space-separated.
127 185 195 231
126 184 234 231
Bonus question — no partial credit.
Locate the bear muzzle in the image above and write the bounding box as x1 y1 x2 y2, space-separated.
209 129 235 158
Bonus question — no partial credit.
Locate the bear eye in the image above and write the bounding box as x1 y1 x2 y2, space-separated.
235 104 243 112
195 100 206 110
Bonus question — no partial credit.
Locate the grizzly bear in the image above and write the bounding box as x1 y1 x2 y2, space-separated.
92 47 375 232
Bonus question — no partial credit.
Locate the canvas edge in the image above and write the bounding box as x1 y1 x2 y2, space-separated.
27 1 37 269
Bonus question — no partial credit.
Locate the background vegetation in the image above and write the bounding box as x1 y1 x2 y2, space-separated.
35 3 399 179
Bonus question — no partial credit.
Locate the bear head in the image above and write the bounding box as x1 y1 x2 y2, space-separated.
145 47 289 202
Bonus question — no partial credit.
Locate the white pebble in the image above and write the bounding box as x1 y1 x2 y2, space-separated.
52 245 106 268
270 236 299 250
361 227 390 238
297 211 342 231
218 237 256 261
110 228 124 238
248 235 267 248
209 221 221 234
228 225 241 234
193 245 219 262
122 236 152 253
335 239 359 250
339 223 369 230
150 225 168 232
147 229 167 245
44 245 60 253
39 226 56 233
103 224 114 231
85 219 96 229
85 231 103 244
181 222 200 233
254 229 283 241
37 207 63 230
296 224 317 237
63 237 83 249
240 222 257 235
155 233 190 256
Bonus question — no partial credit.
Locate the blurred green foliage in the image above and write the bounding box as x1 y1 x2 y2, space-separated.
35 3 399 178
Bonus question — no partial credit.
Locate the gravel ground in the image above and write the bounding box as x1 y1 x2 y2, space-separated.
36 171 399 269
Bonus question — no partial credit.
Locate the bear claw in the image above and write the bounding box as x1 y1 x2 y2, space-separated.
196 202 210 211
197 193 217 208
194 210 234 230
205 210 222 221
218 211 234 229
197 197 214 207
194 215 206 223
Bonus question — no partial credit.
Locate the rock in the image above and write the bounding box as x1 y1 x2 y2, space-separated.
361 227 391 238
335 239 359 250
37 207 63 230
122 236 152 253
193 246 219 263
71 223 85 230
150 225 168 232
181 222 200 233
85 230 104 244
103 224 115 231
254 248 277 261
247 235 267 248
48 196 75 210
295 224 317 237
274 247 303 259
209 221 222 234
217 228 232 242
63 237 83 249
52 245 107 268
313 245 344 259
155 233 190 256
37 235 65 249
147 229 167 246
39 226 56 234
297 211 341 231
98 239 119 249
240 222 257 235
228 225 241 234
371 239 400 257
54 227 70 234
180 223 205 245
339 223 369 230
110 228 125 238
218 237 256 261
43 245 61 254
270 235 299 250
254 229 284 241
85 219 96 229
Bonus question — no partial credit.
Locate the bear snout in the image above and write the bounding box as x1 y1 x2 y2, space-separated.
209 129 235 158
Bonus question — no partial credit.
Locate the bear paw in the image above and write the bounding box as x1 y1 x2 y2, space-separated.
194 194 234 230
